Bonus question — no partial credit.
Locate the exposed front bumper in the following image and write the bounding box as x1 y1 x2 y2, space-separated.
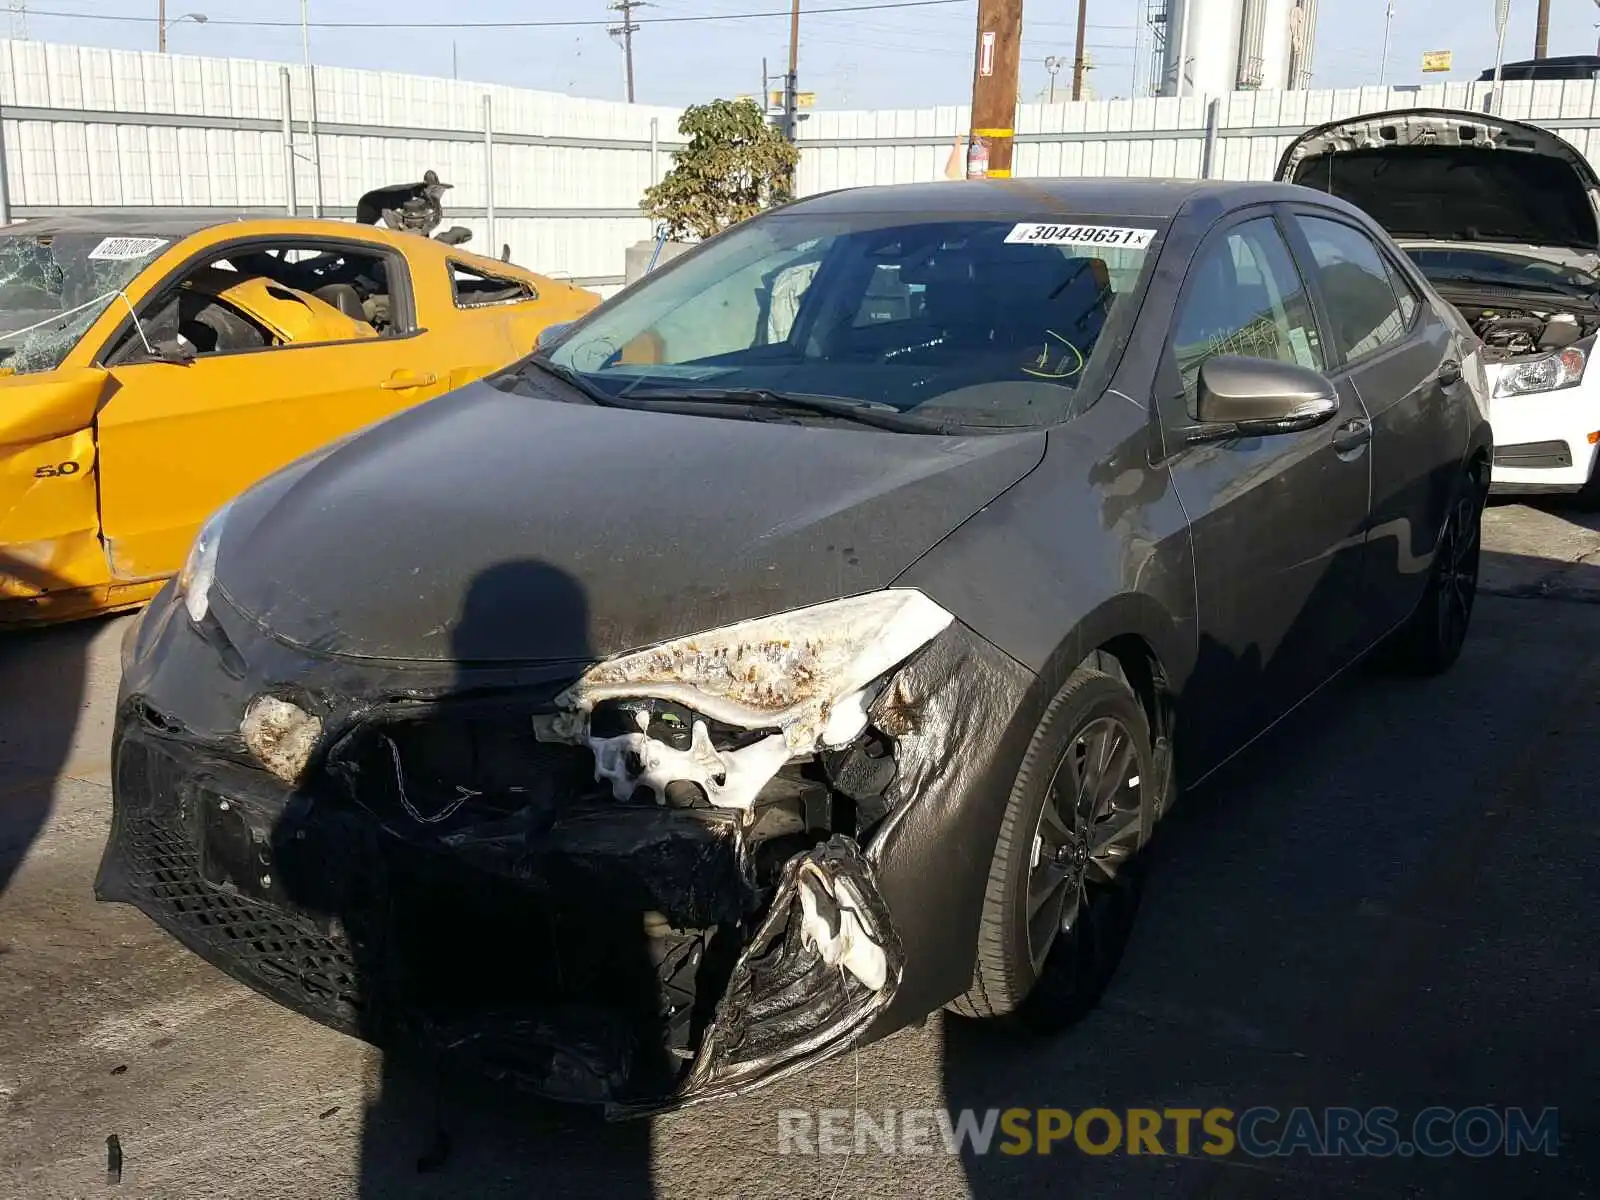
1487 384 1600 493
97 587 1034 1115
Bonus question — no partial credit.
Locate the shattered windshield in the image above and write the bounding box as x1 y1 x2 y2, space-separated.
0 232 169 374
545 212 1163 429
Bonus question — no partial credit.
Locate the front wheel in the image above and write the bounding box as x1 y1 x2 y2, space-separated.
1382 465 1486 675
950 668 1156 1034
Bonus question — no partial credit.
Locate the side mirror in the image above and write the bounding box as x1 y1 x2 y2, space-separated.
1179 355 1339 444
534 321 574 352
151 338 196 365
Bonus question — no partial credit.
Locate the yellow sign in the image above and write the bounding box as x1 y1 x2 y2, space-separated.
768 90 816 108
1421 50 1453 73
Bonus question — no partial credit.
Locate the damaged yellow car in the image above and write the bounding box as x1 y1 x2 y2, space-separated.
0 212 598 627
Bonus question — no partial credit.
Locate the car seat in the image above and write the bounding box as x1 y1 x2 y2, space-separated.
314 283 368 322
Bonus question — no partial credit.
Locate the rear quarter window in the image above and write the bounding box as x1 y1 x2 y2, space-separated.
449 262 538 308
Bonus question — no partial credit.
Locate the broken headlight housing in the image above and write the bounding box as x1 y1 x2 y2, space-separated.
176 501 231 623
1495 343 1589 397
542 589 954 811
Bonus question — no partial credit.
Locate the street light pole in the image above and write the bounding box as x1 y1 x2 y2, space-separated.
1044 55 1063 103
1490 0 1510 114
157 6 207 52
1174 0 1192 99
1378 0 1394 85
301 0 324 217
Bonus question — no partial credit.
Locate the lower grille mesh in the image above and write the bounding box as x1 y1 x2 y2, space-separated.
115 738 377 1034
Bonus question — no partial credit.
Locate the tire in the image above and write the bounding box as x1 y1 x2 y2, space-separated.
1382 465 1487 676
1572 468 1600 512
950 667 1156 1033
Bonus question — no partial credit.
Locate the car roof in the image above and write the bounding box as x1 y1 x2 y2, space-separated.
0 209 288 238
0 210 544 275
0 210 463 253
783 177 1315 220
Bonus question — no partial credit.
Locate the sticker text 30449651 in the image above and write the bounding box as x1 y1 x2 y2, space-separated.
1005 223 1157 249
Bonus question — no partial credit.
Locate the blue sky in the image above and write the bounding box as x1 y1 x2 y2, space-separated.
14 0 1598 109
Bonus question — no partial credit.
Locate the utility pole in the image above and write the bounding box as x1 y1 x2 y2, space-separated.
1071 0 1088 100
783 0 801 141
968 0 1023 177
1378 0 1394 84
159 0 166 52
608 0 646 103
1535 0 1550 57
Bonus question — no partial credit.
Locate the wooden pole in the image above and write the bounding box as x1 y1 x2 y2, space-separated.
969 0 1023 177
1071 0 1088 101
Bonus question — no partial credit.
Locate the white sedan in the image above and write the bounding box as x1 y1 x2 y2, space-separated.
1278 108 1600 503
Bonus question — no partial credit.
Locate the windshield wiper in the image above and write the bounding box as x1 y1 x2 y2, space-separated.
1426 270 1597 300
515 354 618 405
621 386 959 433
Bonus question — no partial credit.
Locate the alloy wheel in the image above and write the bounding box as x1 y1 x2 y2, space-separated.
1026 715 1146 975
1436 486 1482 654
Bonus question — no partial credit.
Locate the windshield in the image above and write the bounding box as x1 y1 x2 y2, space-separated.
0 232 170 374
543 212 1163 429
1404 246 1600 293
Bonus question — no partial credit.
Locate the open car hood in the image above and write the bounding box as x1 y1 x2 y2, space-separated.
1275 107 1600 251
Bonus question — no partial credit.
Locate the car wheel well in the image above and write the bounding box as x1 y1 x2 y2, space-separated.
1079 636 1176 818
1469 447 1490 484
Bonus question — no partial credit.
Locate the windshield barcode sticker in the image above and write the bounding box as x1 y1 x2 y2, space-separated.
1005 223 1157 249
87 236 169 261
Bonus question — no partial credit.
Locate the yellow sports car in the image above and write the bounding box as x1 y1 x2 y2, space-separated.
0 211 599 627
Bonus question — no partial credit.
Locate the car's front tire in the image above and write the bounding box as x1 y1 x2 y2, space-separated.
950 666 1156 1033
1383 463 1487 675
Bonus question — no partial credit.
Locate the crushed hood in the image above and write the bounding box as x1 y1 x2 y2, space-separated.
1275 107 1600 251
215 381 1044 663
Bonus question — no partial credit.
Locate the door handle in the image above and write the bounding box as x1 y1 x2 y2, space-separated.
380 370 438 390
1438 359 1462 386
1332 417 1373 454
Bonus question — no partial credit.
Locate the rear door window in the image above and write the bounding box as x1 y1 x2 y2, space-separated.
1294 215 1409 362
1383 256 1419 326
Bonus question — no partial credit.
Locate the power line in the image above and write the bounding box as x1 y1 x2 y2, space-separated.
803 34 1137 64
650 0 1134 30
20 1 971 30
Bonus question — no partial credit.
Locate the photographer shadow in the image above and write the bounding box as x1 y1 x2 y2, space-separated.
271 559 659 1198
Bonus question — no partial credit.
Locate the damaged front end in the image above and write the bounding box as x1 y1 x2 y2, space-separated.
100 588 1026 1116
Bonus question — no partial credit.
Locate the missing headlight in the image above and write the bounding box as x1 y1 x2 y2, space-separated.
534 590 952 812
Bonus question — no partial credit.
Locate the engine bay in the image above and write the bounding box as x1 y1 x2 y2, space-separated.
1453 300 1598 358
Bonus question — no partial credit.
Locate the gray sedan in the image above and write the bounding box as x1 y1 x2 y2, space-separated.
98 177 1492 1116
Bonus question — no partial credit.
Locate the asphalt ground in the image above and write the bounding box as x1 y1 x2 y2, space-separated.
1 498 1597 1199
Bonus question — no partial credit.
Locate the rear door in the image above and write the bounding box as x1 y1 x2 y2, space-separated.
1155 210 1373 763
1284 207 1468 636
90 234 450 583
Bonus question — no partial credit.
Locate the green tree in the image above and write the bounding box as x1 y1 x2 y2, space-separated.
642 98 800 241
